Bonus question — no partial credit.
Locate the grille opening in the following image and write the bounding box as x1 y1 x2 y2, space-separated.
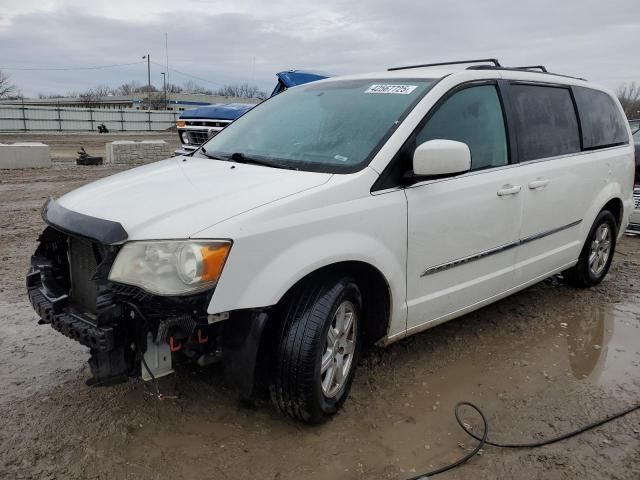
68 237 100 315
186 129 220 145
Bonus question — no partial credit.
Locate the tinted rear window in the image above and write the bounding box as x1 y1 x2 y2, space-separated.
510 84 581 162
573 87 628 149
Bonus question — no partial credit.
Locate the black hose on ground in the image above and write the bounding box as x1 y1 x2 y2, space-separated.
408 400 640 479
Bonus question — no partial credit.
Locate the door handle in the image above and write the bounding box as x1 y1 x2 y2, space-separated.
528 178 550 190
497 184 522 197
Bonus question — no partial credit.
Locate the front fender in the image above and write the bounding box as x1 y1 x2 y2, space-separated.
204 188 408 338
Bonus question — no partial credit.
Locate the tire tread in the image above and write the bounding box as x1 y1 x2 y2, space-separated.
563 210 617 288
270 277 360 423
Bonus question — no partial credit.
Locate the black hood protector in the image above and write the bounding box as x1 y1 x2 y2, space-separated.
42 197 128 245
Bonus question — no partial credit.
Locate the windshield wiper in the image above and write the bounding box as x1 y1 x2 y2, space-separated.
229 152 291 169
200 148 226 161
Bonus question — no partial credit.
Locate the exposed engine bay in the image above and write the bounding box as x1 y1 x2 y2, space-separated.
27 225 265 397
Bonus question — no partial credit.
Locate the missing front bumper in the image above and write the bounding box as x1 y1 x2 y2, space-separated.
27 270 118 352
27 218 270 396
27 266 129 385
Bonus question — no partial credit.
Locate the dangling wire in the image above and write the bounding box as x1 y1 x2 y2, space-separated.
140 355 178 401
123 300 179 401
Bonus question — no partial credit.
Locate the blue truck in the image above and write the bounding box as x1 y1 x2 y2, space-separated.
174 70 329 155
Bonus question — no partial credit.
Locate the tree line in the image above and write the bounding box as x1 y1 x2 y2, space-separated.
0 70 267 106
617 83 640 119
1 68 639 119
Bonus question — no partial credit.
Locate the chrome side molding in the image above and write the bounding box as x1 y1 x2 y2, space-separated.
420 219 582 277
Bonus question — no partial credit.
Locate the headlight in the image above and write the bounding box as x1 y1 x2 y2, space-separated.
181 132 190 144
108 240 231 295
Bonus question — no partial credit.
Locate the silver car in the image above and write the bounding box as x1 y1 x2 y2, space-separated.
628 186 640 234
627 122 640 234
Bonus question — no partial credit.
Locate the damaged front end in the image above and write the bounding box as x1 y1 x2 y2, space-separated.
26 199 260 391
27 225 222 386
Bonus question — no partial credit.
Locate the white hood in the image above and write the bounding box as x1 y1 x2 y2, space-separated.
58 156 332 240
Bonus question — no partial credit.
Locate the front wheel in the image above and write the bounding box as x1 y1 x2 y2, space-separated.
563 210 617 288
270 277 362 423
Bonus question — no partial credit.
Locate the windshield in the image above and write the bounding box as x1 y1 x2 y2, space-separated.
197 78 437 173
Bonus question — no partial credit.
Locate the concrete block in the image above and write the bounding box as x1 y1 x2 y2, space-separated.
0 143 51 169
105 140 170 164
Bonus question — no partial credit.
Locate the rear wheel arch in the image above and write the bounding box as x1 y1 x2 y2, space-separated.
564 208 617 288
601 197 623 230
581 190 624 246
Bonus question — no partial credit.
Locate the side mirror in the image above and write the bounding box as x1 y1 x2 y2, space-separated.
412 139 471 177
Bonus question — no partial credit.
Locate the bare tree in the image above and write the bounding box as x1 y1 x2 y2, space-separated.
135 84 159 93
166 83 183 93
90 84 114 97
181 80 212 95
616 82 640 119
77 90 102 107
0 69 19 99
115 81 141 96
37 93 65 99
215 83 266 99
146 91 167 110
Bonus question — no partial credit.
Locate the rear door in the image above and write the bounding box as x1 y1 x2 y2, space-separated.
504 82 626 283
404 82 525 333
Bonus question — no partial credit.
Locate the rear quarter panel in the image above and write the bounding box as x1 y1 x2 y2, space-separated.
582 145 635 238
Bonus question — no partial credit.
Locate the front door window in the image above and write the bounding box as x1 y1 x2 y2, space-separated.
415 85 508 170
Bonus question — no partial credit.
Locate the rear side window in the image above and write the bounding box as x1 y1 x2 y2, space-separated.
510 84 581 161
573 87 628 149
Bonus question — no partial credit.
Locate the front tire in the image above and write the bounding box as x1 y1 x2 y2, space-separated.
563 210 617 288
270 277 362 423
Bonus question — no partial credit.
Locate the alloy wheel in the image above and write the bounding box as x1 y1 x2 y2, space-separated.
589 223 612 276
320 300 357 398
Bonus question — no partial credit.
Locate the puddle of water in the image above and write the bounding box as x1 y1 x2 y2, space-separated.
564 302 640 387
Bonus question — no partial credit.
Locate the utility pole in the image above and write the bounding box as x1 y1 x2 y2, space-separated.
165 33 170 88
142 54 151 110
161 72 167 110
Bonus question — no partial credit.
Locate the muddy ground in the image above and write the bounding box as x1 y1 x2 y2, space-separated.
0 143 638 479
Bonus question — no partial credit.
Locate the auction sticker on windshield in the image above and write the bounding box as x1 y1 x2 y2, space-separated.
365 84 418 94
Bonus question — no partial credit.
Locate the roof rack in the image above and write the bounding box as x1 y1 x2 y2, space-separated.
387 58 501 72
513 65 548 72
466 64 586 81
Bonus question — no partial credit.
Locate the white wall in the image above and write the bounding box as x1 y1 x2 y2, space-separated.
0 105 180 132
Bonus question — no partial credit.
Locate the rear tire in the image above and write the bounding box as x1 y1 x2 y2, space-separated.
563 210 617 288
270 277 362 423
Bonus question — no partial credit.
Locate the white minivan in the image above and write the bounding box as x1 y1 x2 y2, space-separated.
28 59 635 423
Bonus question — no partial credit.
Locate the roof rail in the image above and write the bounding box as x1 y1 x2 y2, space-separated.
387 58 501 72
466 64 587 81
513 65 548 72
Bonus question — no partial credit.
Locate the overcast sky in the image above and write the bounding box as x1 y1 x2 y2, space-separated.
0 0 638 97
